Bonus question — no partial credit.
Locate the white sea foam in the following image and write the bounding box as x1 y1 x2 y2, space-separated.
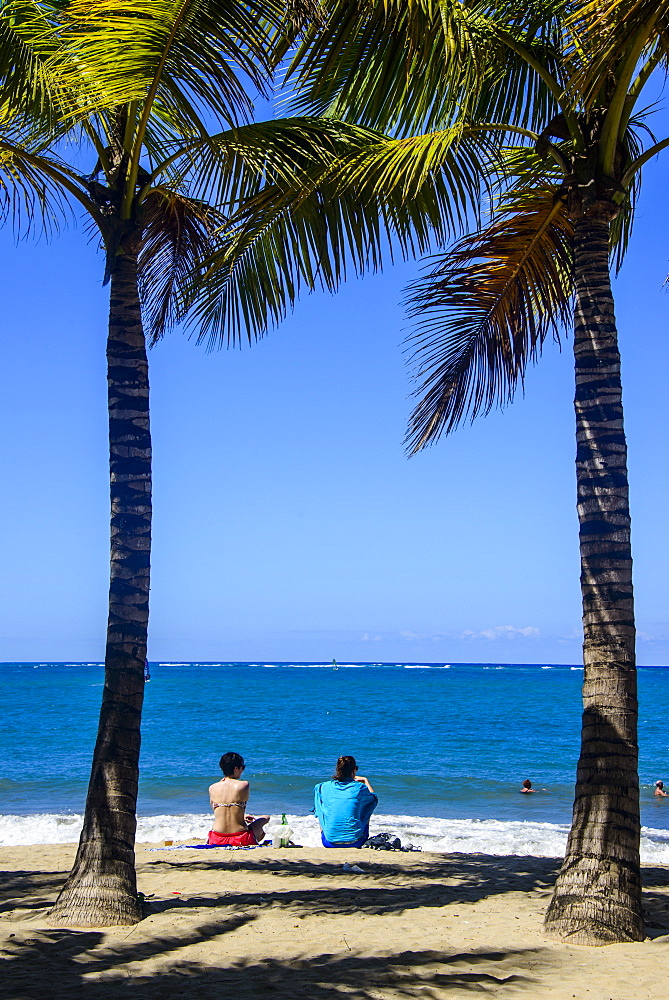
3 812 669 863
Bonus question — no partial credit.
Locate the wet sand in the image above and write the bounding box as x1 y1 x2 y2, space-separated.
2 842 669 999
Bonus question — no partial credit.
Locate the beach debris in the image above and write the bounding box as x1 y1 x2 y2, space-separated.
342 863 364 873
363 832 402 851
362 831 423 852
268 817 293 847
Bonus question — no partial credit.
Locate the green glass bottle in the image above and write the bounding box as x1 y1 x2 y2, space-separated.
281 813 288 847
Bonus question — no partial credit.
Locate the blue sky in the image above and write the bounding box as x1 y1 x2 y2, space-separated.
1 113 668 665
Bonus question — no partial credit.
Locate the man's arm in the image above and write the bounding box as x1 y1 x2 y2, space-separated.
355 775 375 794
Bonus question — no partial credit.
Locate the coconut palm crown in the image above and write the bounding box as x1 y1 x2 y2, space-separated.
190 0 669 944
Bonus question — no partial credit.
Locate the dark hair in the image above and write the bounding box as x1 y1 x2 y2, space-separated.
522 779 532 788
334 755 357 780
219 752 244 776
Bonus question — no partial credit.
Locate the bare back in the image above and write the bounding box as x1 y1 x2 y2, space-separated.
209 776 250 834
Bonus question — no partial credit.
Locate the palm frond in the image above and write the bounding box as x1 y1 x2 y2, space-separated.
466 0 569 133
138 188 225 342
285 0 324 31
568 0 669 96
0 0 84 139
49 0 292 132
609 114 649 271
404 184 573 452
0 131 69 235
280 0 495 136
159 117 372 210
179 118 502 348
279 0 568 137
0 1 54 123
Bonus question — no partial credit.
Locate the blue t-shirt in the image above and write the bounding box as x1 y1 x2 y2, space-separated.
313 779 378 844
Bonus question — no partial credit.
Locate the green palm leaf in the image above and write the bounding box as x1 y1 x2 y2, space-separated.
0 1 69 110
138 188 226 341
568 0 669 94
0 143 65 231
47 0 291 131
281 0 491 135
184 119 502 347
404 184 573 452
280 0 566 137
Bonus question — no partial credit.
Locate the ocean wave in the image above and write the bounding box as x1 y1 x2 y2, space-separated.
2 812 669 862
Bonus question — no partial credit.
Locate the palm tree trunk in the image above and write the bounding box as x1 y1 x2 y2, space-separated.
50 241 150 926
544 213 643 944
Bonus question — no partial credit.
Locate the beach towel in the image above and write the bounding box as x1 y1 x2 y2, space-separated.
147 844 258 852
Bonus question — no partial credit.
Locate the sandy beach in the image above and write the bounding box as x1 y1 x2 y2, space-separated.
2 843 669 999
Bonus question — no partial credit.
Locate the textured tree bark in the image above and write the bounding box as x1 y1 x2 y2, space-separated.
50 242 150 926
544 214 643 944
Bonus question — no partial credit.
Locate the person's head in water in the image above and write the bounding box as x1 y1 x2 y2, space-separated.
657 781 664 790
334 755 357 780
219 752 245 777
522 779 532 790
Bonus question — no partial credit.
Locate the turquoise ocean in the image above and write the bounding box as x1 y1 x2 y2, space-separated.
3 661 669 859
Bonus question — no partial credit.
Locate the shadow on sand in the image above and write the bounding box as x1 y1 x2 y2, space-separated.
0 923 542 1000
2 853 668 998
137 852 562 918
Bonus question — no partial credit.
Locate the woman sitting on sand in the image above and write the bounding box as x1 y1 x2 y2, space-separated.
207 752 270 846
314 755 378 848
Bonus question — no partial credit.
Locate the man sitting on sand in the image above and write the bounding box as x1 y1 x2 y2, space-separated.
314 755 378 848
207 752 270 846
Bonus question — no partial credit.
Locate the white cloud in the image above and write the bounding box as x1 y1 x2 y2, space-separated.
400 630 445 642
461 625 540 641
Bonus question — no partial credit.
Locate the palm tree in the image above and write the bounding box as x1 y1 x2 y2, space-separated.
403 0 669 945
190 0 669 943
1 0 348 927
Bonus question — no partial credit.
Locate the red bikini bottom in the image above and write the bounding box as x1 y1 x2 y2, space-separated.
207 829 258 846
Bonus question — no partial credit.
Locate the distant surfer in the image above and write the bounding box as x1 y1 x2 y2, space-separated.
655 780 668 798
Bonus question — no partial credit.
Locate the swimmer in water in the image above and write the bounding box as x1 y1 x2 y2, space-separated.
520 779 536 794
655 780 668 798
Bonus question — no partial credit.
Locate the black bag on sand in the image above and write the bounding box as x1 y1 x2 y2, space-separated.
363 832 402 851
